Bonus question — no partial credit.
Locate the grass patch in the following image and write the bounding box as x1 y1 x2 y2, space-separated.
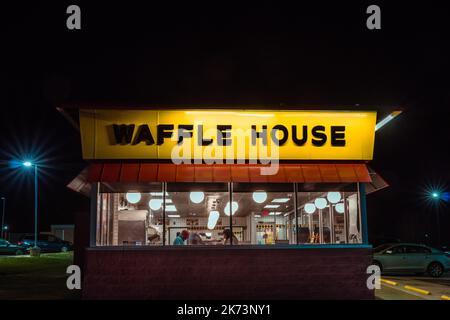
0 252 81 300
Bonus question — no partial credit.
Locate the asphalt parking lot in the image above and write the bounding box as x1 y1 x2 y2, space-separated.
377 273 450 300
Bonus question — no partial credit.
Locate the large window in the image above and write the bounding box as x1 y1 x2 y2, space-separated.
165 183 229 245
95 182 363 246
232 183 294 245
96 182 163 246
296 184 362 244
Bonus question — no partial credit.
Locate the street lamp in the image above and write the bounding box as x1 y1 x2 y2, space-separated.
1 197 5 239
429 190 443 247
23 161 40 253
2 225 9 240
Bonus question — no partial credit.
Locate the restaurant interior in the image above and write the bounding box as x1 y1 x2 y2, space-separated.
95 182 362 246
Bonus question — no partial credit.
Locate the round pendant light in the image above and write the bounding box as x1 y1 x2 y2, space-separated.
189 191 205 204
327 192 341 204
335 203 345 214
149 199 162 211
314 197 328 210
126 192 141 204
224 201 239 216
252 191 267 203
304 203 316 214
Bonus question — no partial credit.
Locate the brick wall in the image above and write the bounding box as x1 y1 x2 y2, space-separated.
82 247 374 300
73 211 90 274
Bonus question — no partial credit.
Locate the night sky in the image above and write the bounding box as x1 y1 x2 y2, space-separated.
1 1 449 246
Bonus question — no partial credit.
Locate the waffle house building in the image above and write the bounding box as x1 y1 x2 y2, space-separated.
65 106 389 299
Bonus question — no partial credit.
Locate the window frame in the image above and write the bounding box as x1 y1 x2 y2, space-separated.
94 182 366 247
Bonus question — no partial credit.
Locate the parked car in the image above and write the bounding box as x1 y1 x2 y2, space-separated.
0 238 28 255
18 234 72 253
440 245 450 255
373 243 450 278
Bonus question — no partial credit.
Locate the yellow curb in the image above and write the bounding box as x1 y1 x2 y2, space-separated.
403 285 431 295
441 295 450 300
381 279 398 286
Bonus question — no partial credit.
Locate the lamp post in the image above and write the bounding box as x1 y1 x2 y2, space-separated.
430 191 441 247
23 161 40 254
1 197 5 239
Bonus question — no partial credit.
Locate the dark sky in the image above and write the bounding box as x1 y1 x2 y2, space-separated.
1 1 449 245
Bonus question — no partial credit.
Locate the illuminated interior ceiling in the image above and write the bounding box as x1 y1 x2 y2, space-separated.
113 183 358 218
121 191 295 218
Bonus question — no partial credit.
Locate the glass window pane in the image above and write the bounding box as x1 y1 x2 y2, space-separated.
96 182 163 246
232 183 295 245
296 183 362 244
165 183 229 246
95 181 364 247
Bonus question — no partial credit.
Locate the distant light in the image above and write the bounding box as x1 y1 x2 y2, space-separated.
272 198 290 203
375 110 402 131
149 199 162 211
165 205 177 212
314 198 328 210
424 185 449 203
190 191 205 204
205 232 212 237
224 201 239 216
126 192 141 204
167 214 180 218
268 212 282 216
442 192 450 202
252 191 267 203
304 203 316 214
335 203 345 214
254 214 261 218
264 204 280 209
3 225 8 231
327 192 341 204
149 192 169 196
23 161 33 167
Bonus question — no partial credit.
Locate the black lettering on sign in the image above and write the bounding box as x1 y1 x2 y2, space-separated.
292 125 307 146
217 125 232 146
197 125 213 146
112 123 347 148
113 124 135 144
177 124 193 144
270 125 289 146
311 125 327 146
133 125 155 145
331 126 346 146
157 124 174 145
251 125 268 146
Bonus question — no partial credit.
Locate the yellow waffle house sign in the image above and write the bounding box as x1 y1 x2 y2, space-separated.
79 109 377 161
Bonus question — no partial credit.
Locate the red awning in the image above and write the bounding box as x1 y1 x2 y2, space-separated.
87 163 372 183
